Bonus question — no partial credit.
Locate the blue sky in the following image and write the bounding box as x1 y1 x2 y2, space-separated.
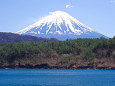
0 0 115 37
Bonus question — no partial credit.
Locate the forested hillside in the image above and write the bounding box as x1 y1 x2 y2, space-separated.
0 37 115 69
0 32 58 43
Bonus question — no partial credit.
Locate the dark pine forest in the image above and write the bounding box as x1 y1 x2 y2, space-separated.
0 35 115 69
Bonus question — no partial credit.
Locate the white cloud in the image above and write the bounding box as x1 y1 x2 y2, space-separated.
65 4 73 8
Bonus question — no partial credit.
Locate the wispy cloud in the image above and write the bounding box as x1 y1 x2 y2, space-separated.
111 0 115 3
65 4 73 8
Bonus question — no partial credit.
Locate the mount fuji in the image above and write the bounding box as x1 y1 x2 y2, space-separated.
17 11 108 40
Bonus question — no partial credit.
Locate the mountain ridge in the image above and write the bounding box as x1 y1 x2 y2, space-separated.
17 11 108 40
0 32 58 43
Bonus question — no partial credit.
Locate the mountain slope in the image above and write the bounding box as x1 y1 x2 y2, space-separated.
17 11 108 40
0 32 58 43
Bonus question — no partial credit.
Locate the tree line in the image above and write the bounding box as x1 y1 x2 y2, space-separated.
0 37 115 65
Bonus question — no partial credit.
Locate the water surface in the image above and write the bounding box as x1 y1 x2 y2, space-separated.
0 69 115 86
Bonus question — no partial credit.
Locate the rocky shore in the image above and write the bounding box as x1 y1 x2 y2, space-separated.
0 61 115 69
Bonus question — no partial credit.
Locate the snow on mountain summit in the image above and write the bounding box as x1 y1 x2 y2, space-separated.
18 11 93 35
17 11 107 40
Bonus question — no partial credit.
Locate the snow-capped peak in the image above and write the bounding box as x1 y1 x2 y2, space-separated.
17 11 94 35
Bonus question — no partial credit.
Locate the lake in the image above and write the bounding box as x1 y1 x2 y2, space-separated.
0 69 115 86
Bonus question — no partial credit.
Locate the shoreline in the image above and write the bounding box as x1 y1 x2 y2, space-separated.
0 65 115 70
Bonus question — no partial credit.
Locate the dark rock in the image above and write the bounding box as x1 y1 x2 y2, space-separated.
34 63 50 69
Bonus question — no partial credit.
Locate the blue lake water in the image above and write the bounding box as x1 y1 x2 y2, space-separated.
0 69 115 86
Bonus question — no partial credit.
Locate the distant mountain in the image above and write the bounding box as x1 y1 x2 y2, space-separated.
17 11 108 40
0 32 58 43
